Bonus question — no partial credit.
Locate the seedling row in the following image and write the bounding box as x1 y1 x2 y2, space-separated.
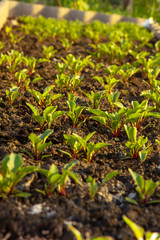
0 16 160 239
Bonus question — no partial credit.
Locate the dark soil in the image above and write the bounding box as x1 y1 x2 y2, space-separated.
0 18 160 240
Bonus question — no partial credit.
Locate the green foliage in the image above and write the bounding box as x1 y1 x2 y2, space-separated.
118 63 140 86
141 89 160 111
67 224 113 240
87 171 119 199
73 133 110 162
124 125 152 161
61 54 94 75
67 93 86 127
123 215 160 240
82 90 106 109
0 41 3 50
106 91 122 112
97 41 132 63
56 62 66 74
55 73 84 92
42 45 57 59
93 76 119 94
125 100 160 131
61 132 95 159
3 50 23 74
61 38 74 51
0 153 38 198
37 160 82 196
22 56 49 75
87 108 128 137
6 26 23 45
126 168 160 205
29 85 62 108
27 103 64 132
6 86 20 105
28 129 53 161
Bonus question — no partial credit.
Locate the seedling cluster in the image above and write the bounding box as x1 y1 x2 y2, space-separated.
0 16 160 239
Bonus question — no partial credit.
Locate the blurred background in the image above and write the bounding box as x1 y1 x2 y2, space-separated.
7 0 160 23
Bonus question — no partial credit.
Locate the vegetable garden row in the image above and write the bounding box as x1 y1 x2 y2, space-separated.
0 16 160 239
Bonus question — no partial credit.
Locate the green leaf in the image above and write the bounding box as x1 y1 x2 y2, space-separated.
67 100 76 112
32 76 43 83
95 142 110 152
145 232 160 240
75 106 85 119
49 173 61 186
67 225 83 240
59 150 72 158
144 180 159 198
38 141 52 155
125 197 138 205
84 132 95 142
48 164 59 178
129 168 144 190
29 133 41 147
39 129 53 142
102 171 119 185
38 168 48 177
124 125 137 143
64 170 82 186
73 133 87 151
90 116 106 126
27 103 39 115
5 153 23 174
36 189 46 196
87 108 107 118
15 192 31 197
123 215 144 240
64 160 79 171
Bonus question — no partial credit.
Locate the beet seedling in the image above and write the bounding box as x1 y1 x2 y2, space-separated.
28 129 53 161
61 38 73 51
67 93 86 127
56 62 66 74
87 171 119 199
82 90 106 109
106 91 123 112
123 215 160 240
141 89 160 111
0 153 38 198
4 50 23 74
118 63 140 86
61 132 95 159
103 64 120 78
6 86 20 105
126 100 160 131
126 168 160 205
27 103 64 132
55 73 84 92
61 54 94 75
124 125 152 161
73 133 110 163
29 85 62 109
22 56 49 75
87 108 128 137
93 76 119 94
42 45 57 60
37 160 82 196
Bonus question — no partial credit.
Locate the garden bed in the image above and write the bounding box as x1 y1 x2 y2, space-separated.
0 15 160 240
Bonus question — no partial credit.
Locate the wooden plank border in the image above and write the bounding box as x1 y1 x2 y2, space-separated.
0 0 160 39
0 0 9 30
